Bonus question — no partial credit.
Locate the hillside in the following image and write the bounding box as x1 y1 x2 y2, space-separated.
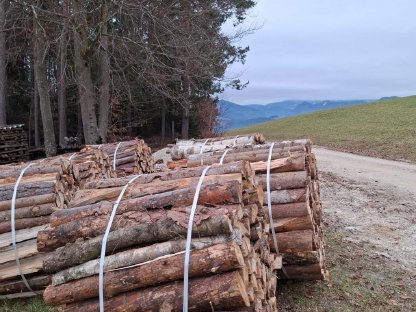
219 99 372 130
228 96 416 162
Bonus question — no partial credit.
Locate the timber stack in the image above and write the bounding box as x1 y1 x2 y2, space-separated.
82 139 154 177
38 161 280 311
0 160 74 299
0 124 28 165
168 136 327 280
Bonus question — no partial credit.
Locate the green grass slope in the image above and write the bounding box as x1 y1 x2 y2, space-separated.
228 96 416 162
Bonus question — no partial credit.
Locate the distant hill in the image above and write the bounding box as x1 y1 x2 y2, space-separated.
227 96 416 162
219 99 373 130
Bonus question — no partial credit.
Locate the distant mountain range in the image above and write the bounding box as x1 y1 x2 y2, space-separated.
219 99 377 130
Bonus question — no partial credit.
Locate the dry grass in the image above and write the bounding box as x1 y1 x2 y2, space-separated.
228 96 416 162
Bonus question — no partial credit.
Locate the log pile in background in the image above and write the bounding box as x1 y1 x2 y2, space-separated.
82 139 154 177
170 133 265 160
168 137 328 280
0 124 28 165
38 161 281 311
0 161 73 298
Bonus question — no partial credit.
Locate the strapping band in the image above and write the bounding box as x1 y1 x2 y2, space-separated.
113 142 122 171
199 138 210 154
266 143 288 278
68 153 76 161
98 175 141 312
11 164 37 294
183 165 211 312
219 149 229 165
232 135 239 146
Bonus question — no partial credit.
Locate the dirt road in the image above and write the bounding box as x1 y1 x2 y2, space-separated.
279 147 416 311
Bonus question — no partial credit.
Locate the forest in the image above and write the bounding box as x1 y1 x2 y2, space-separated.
0 0 255 156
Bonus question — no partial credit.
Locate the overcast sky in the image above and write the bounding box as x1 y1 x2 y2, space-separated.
221 0 416 104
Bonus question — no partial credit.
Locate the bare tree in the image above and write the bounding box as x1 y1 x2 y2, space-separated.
32 3 56 156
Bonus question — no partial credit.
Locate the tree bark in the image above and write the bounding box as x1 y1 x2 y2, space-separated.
33 75 41 147
33 6 57 156
42 216 232 272
72 0 99 144
44 242 244 305
0 0 7 126
57 271 250 312
57 0 68 147
97 1 110 143
0 275 51 295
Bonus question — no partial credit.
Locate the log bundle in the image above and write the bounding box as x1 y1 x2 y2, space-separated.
38 161 281 311
82 139 154 177
170 133 265 160
168 137 328 281
0 124 28 165
0 160 74 298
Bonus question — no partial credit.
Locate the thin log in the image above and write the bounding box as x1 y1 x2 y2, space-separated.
0 215 50 234
0 204 57 222
256 171 309 190
0 274 51 295
0 193 56 211
263 188 307 205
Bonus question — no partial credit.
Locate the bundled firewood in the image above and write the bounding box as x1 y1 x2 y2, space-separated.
82 139 154 177
0 160 75 298
38 161 280 311
0 124 28 165
168 137 327 280
170 133 266 160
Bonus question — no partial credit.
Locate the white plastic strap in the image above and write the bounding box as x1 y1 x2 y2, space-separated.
232 135 239 146
199 138 210 154
219 149 229 165
267 143 280 254
98 144 103 150
98 175 141 312
183 165 211 312
11 164 37 294
68 153 76 161
112 142 122 171
266 143 289 278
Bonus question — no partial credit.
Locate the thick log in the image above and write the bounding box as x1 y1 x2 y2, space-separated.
44 242 244 305
0 215 50 234
270 230 314 253
58 271 250 312
272 215 314 233
52 234 238 286
0 193 56 211
257 171 308 190
0 274 51 295
0 203 57 222
0 181 56 201
263 188 307 205
42 215 233 272
250 153 306 173
0 163 62 179
282 251 321 265
264 202 311 219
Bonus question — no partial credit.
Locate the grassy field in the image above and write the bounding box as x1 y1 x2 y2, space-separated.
0 297 54 312
228 96 416 162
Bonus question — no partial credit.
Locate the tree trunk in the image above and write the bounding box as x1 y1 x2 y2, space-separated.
72 0 99 144
33 75 41 147
181 75 190 139
57 0 68 148
161 102 166 143
0 0 6 126
97 1 110 143
33 8 57 157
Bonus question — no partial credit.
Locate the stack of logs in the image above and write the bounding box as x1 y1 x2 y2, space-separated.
82 139 154 177
167 137 327 280
0 161 73 299
0 124 28 165
37 161 280 311
0 139 155 299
